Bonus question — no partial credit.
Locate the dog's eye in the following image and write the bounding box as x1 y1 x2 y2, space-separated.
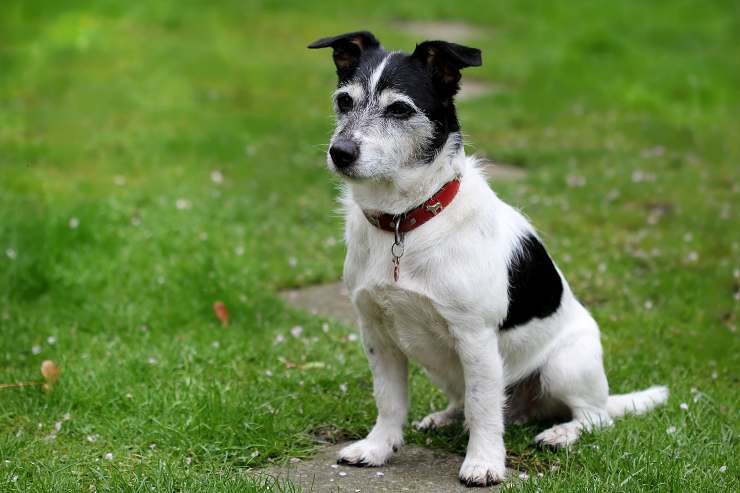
385 101 415 119
336 93 353 113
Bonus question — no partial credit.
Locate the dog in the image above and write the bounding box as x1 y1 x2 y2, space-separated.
308 31 668 487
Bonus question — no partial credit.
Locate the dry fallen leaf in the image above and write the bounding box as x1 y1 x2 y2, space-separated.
41 360 60 391
213 301 229 327
0 359 60 391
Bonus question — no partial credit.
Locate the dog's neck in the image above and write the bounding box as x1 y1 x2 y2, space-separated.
347 134 465 215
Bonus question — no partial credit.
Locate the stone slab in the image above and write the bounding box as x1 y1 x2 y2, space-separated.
280 282 356 326
260 442 515 492
394 20 486 43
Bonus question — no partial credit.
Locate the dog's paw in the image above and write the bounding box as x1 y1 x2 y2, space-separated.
533 423 580 448
413 409 460 431
458 455 506 487
337 439 396 467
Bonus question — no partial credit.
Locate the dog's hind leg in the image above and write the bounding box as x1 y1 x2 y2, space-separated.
533 321 613 448
414 361 465 430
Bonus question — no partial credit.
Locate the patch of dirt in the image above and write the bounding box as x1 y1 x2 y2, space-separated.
480 160 528 181
394 20 486 43
457 79 495 101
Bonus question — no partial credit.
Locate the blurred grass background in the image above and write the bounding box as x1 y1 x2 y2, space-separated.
1 0 738 491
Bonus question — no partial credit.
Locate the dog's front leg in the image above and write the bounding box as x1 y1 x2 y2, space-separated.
338 319 408 466
453 325 507 486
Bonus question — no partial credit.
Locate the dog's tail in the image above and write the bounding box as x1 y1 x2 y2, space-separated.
606 385 669 419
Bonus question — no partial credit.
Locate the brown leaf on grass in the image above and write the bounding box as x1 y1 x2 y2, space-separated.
41 360 60 392
213 301 229 327
0 359 60 391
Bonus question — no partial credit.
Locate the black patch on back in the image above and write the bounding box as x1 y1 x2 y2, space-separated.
500 234 563 330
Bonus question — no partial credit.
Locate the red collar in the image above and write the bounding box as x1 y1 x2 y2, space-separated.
363 177 461 233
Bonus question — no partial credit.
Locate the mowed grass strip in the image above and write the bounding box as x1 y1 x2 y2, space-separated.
1 1 738 491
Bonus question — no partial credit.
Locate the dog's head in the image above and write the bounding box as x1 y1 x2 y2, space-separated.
309 31 481 180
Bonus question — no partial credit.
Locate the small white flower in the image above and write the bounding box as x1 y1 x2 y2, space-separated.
54 421 63 432
211 341 220 349
147 356 157 365
234 245 245 256
131 216 141 226
113 175 126 186
666 426 677 434
69 217 80 229
250 450 260 459
644 300 653 310
322 323 329 333
10 475 18 483
6 248 17 260
175 198 191 210
719 465 727 473
686 251 699 262
288 256 298 268
683 233 693 242
148 443 156 449
86 434 99 443
375 471 384 477
210 170 224 184
31 345 42 355
290 326 303 338
518 472 530 480
185 457 192 465
47 336 57 345
347 333 358 342
104 453 113 461
264 370 273 377
338 471 347 477
679 402 689 411
63 413 71 421
339 383 348 393
566 175 586 188
711 371 718 379
274 334 285 345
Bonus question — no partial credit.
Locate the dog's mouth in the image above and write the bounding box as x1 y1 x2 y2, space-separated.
334 165 363 179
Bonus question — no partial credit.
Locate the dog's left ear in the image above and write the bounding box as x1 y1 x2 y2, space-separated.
308 31 381 81
412 41 482 96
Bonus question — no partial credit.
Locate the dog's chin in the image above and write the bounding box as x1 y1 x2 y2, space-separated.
331 165 374 181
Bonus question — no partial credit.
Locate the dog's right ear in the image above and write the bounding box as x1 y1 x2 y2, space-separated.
308 31 381 81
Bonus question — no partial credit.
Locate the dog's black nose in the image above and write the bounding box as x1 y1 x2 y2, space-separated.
329 139 359 168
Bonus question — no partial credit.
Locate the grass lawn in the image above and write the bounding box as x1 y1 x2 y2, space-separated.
1 0 738 491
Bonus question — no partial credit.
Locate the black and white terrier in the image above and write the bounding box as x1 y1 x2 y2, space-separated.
309 31 668 487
